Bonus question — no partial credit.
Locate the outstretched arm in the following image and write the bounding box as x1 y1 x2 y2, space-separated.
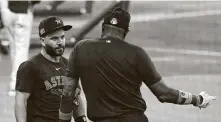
148 79 217 108
148 79 200 105
136 47 217 108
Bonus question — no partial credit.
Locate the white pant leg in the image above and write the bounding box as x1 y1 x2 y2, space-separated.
1 6 33 90
10 10 33 89
1 8 15 60
0 0 8 9
1 7 15 89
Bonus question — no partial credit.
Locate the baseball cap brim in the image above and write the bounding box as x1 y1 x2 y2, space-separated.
54 25 72 32
61 25 72 31
45 25 72 36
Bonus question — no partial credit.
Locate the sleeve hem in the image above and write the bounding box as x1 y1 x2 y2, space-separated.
145 76 162 86
15 89 32 93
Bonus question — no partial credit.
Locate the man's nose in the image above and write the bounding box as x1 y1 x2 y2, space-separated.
57 38 63 44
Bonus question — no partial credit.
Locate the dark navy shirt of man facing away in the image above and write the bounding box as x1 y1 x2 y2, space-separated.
66 37 162 121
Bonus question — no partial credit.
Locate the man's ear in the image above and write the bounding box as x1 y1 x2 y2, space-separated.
123 29 129 38
40 37 45 47
102 22 105 33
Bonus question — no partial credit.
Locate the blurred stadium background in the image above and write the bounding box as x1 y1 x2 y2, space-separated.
0 1 221 122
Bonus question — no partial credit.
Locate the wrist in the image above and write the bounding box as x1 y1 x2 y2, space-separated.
59 109 73 121
177 90 193 104
192 95 202 106
191 95 197 106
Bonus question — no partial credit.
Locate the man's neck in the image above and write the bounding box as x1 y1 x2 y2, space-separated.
101 25 125 40
101 33 124 41
41 49 60 63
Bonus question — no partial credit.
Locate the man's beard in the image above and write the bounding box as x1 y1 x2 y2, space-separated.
44 44 65 56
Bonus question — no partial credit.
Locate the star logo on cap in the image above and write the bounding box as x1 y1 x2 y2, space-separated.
110 18 118 25
40 28 45 35
55 19 61 24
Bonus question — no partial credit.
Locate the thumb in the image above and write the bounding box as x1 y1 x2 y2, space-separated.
209 96 217 100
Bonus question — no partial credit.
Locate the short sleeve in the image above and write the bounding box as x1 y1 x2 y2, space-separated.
66 44 80 79
136 47 162 86
15 61 37 93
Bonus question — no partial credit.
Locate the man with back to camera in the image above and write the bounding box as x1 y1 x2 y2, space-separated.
15 16 87 122
59 8 217 122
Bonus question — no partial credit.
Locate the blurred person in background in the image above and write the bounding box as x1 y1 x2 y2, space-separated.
0 0 41 92
15 16 87 122
0 0 9 56
46 1 94 14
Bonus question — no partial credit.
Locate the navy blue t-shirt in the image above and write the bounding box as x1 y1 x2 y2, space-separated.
16 53 70 122
67 37 162 121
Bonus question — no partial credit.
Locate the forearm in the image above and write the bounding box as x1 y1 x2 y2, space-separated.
159 88 201 106
15 102 27 122
73 94 86 118
149 79 202 106
60 77 79 121
60 94 74 114
73 94 87 122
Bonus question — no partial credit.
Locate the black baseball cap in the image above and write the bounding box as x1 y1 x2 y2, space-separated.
103 7 130 31
38 16 72 37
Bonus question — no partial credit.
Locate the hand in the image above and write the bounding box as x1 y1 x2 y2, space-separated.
73 87 81 106
75 87 81 97
196 91 217 109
